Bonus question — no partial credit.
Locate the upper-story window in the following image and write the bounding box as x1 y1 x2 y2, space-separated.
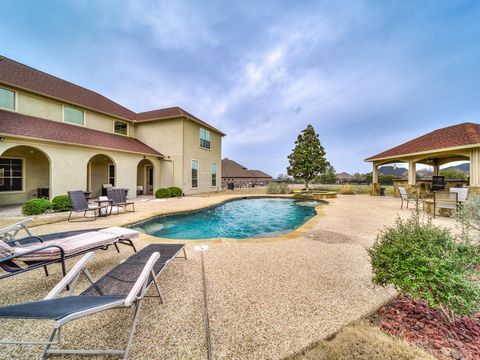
114 120 128 135
63 105 85 126
0 87 15 111
200 128 211 149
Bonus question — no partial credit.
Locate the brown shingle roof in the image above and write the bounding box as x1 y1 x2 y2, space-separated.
136 107 226 135
0 56 225 135
366 122 480 161
0 110 162 156
221 158 271 178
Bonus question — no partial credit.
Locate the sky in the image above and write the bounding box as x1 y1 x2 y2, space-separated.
1 0 479 176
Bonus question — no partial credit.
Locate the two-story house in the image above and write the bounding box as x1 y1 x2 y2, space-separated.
0 56 224 205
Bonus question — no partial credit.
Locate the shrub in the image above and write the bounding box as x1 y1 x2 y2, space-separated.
51 195 72 212
167 187 183 197
22 198 51 215
339 184 355 195
155 188 171 198
369 210 480 321
278 183 290 194
455 194 480 241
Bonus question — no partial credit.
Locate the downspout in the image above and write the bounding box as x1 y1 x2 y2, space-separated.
163 156 175 187
182 118 185 194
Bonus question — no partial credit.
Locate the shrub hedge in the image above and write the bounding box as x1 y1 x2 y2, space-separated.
155 187 183 198
167 187 183 197
22 198 51 215
51 195 72 212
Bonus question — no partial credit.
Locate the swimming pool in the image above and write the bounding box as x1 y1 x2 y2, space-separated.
132 198 320 239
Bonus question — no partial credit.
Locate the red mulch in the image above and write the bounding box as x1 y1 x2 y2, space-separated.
370 295 480 360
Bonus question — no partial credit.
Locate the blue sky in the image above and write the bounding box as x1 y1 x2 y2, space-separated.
1 0 479 176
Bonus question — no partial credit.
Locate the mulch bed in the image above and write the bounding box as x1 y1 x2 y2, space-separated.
370 295 480 360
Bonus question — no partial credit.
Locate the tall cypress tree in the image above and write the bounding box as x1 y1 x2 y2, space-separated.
287 124 330 189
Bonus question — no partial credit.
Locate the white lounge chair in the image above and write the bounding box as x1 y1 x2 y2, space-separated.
0 243 186 359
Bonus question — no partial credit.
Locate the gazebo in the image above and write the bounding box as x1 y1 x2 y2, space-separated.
365 122 480 195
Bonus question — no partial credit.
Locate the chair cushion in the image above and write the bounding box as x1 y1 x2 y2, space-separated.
98 227 139 240
14 232 118 261
0 241 14 259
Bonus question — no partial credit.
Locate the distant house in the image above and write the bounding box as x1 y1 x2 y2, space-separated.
335 172 354 183
221 158 272 188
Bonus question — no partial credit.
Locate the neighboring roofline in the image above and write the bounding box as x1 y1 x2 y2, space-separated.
0 132 165 158
365 143 480 162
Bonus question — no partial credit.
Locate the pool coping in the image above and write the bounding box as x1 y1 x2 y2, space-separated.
128 195 331 244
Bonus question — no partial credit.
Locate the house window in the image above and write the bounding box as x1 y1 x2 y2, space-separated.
200 128 211 149
108 164 115 186
64 106 85 125
191 160 198 188
211 163 217 186
0 88 15 111
114 121 128 135
0 158 23 192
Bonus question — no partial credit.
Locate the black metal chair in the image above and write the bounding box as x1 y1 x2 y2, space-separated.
67 190 109 221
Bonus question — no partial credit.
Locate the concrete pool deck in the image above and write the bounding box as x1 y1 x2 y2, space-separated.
0 194 458 359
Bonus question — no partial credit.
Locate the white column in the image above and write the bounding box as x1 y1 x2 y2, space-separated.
408 161 416 185
470 148 480 187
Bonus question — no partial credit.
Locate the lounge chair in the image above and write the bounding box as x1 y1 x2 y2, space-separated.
107 188 135 214
0 227 139 280
398 186 424 209
0 218 33 242
0 243 186 359
433 191 458 218
68 190 110 222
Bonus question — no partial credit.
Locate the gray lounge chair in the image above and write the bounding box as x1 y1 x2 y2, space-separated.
68 190 110 222
0 218 33 242
398 186 424 210
0 243 186 359
107 188 135 214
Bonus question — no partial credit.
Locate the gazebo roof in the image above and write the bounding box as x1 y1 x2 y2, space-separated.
365 122 480 162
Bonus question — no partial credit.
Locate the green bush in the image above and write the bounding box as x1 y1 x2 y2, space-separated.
22 198 51 215
167 187 183 197
278 183 290 194
369 210 480 321
155 188 171 198
51 195 72 212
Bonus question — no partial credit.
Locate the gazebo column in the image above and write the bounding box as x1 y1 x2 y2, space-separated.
370 163 380 196
469 148 480 190
408 161 416 186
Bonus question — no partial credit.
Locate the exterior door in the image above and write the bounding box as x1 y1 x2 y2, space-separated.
145 165 153 194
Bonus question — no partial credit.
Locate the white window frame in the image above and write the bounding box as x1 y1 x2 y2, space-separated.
199 128 211 150
113 120 129 136
0 87 17 111
0 157 26 193
191 159 199 189
211 162 217 187
62 105 85 126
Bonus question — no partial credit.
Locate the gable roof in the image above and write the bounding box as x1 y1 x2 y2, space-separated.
221 158 272 178
366 122 480 161
335 172 353 179
135 107 226 135
0 56 224 134
0 110 162 156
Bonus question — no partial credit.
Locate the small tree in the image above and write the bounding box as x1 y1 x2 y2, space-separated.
439 168 468 180
287 124 330 189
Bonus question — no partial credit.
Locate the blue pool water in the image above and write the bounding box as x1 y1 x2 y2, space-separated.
132 198 319 239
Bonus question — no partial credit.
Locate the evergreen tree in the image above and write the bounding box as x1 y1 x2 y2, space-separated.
287 124 330 189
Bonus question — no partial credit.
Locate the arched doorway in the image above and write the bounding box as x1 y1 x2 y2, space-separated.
0 145 51 205
87 154 115 198
137 159 154 195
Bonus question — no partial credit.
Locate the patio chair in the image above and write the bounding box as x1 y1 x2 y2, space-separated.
450 187 469 203
0 243 186 359
433 191 458 218
67 190 109 222
107 188 135 214
0 227 139 280
397 187 424 209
